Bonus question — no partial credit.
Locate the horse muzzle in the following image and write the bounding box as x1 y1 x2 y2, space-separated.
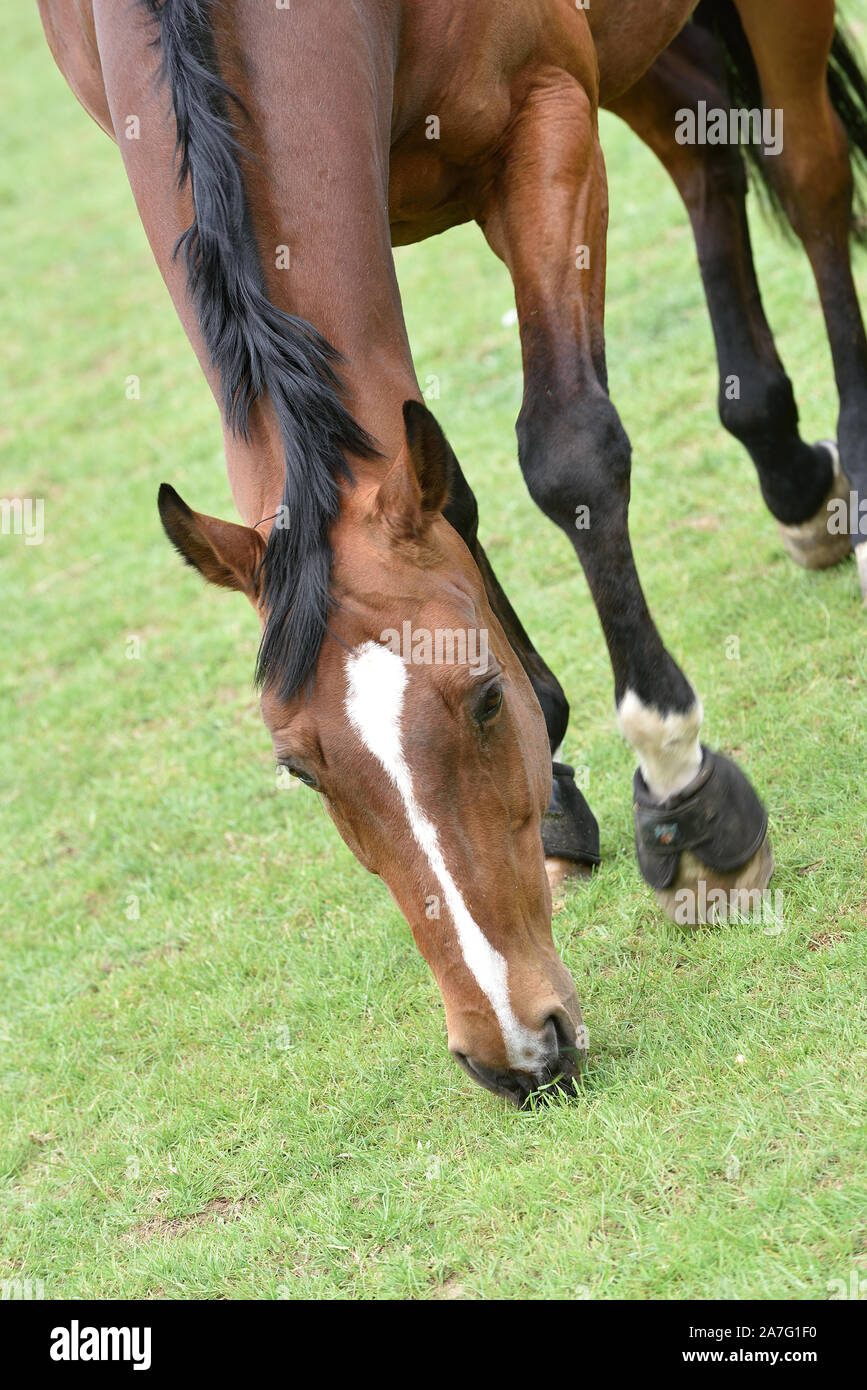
452 1015 586 1107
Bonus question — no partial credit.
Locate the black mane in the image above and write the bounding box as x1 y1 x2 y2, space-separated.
142 0 379 698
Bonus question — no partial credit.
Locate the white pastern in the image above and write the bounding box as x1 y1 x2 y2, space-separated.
617 689 703 802
344 641 547 1071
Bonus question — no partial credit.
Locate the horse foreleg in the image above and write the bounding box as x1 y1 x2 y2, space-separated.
442 453 601 887
479 72 773 921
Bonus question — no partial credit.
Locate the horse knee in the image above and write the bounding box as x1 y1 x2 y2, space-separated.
517 390 632 532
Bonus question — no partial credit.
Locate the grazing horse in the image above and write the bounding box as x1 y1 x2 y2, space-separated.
37 0 865 1104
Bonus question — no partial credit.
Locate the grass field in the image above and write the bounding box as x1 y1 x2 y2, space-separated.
2 4 866 1301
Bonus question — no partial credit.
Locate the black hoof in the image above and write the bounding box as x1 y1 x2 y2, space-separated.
633 747 768 892
542 761 601 869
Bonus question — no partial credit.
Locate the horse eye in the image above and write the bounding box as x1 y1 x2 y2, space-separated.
476 682 503 725
279 763 318 789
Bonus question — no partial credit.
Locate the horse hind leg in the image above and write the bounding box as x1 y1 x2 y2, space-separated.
608 20 852 573
730 0 867 595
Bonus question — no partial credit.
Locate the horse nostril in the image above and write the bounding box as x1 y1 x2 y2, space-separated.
541 1017 561 1069
537 1014 585 1094
543 1009 585 1060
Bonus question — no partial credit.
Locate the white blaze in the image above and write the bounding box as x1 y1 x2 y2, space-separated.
344 641 546 1071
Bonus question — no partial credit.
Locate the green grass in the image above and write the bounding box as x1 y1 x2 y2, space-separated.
1 5 866 1301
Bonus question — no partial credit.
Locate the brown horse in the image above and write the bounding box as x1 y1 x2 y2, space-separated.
37 0 865 1104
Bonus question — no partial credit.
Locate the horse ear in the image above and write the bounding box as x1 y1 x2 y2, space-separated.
402 400 454 513
373 401 455 540
158 484 266 599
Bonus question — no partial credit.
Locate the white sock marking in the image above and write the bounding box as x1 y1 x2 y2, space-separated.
617 689 703 801
344 641 547 1071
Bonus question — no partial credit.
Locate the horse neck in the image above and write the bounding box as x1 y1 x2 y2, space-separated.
212 3 418 531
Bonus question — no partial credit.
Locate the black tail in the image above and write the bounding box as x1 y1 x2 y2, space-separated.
142 0 379 701
693 0 867 245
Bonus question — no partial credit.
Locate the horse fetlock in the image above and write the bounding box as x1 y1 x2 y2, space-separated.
617 691 704 801
719 369 798 449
